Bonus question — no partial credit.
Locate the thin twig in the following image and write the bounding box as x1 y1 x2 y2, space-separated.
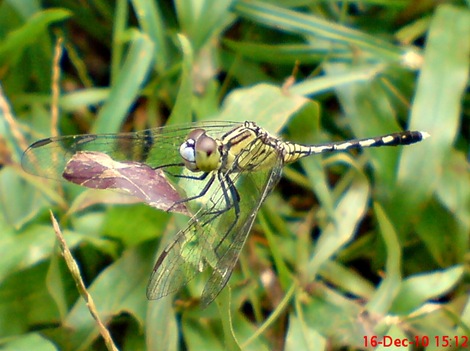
51 33 63 138
49 211 119 351
0 85 29 152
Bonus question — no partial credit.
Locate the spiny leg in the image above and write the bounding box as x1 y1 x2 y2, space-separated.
153 162 185 170
171 171 211 181
166 172 215 212
213 173 241 254
202 171 236 222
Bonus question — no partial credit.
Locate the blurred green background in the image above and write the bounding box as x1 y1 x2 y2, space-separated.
0 1 469 350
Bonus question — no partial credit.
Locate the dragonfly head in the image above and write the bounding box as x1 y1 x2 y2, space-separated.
180 129 221 173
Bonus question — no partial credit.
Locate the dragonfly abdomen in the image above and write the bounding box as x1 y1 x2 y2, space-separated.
280 130 429 164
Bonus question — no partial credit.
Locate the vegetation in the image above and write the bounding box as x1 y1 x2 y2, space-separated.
0 0 468 350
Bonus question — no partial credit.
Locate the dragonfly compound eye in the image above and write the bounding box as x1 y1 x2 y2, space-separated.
180 129 206 171
195 133 221 173
179 139 198 171
180 129 220 172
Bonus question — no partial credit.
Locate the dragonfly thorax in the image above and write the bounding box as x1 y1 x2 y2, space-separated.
179 128 222 173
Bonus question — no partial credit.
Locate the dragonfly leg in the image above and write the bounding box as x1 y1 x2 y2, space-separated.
166 172 215 212
166 170 210 181
202 171 238 220
200 172 241 255
213 174 241 254
153 162 185 170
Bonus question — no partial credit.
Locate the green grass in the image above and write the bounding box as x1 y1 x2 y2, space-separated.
1 1 469 350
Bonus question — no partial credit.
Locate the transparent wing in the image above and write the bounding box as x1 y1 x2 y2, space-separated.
201 157 283 306
21 121 238 180
146 138 284 305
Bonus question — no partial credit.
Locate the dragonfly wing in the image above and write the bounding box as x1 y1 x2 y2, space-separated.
21 122 240 211
200 154 284 306
147 147 284 304
21 121 238 180
146 214 214 299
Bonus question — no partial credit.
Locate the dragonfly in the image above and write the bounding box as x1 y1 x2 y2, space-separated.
22 121 429 306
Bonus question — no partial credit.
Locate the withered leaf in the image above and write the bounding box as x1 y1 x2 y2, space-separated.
63 151 189 215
